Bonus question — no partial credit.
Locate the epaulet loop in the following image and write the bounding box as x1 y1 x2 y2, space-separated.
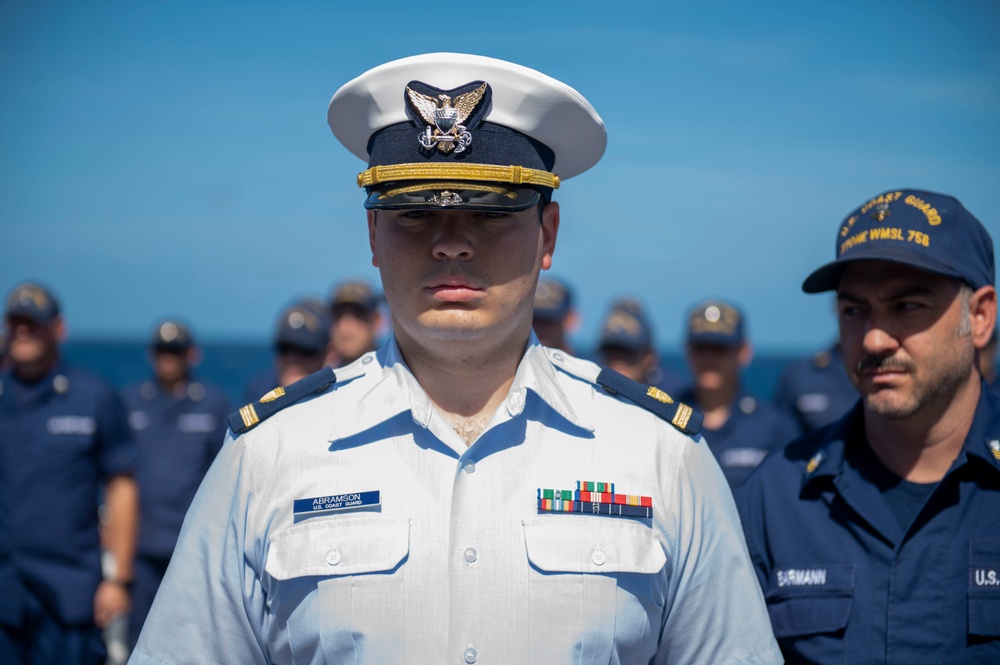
595 367 703 436
227 366 337 434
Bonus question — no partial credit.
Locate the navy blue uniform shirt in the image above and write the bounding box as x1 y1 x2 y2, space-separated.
680 389 799 487
773 344 857 433
737 387 1000 664
0 428 19 628
121 379 230 558
0 363 135 625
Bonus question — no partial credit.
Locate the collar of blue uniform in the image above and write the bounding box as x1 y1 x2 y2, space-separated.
800 402 858 489
964 382 1000 474
802 386 1000 489
327 333 593 444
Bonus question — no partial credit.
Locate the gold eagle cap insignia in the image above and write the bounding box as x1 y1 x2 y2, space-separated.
406 82 488 154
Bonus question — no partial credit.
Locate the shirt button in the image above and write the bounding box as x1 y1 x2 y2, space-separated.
362 355 373 365
591 548 607 566
464 646 478 663
463 461 476 474
463 547 478 564
552 352 565 362
326 549 341 566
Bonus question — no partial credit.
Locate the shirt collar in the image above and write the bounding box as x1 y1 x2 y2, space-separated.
963 381 1000 474
510 336 593 432
800 402 860 489
328 333 593 444
802 382 1000 488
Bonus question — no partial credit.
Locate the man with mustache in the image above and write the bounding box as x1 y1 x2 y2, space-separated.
736 189 999 663
129 53 780 664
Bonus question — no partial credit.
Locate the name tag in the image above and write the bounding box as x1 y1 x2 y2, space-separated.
293 490 381 514
772 563 853 591
796 393 830 413
971 568 1000 588
720 447 768 468
47 416 97 436
178 413 217 433
129 411 151 431
777 568 828 587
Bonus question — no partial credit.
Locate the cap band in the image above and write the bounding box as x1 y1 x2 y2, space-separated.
358 162 560 190
365 182 543 212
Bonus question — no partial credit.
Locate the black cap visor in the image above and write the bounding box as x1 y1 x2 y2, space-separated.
686 332 742 347
365 180 544 212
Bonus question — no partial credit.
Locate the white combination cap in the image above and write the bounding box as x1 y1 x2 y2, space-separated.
328 52 606 211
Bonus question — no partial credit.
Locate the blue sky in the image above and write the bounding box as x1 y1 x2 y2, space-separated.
2 0 999 352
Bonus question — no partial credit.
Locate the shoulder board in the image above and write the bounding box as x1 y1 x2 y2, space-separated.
228 366 337 435
595 366 703 436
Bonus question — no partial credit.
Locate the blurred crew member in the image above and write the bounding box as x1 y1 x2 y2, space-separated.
243 301 331 404
531 277 578 353
326 279 382 368
596 299 686 395
774 341 857 433
0 282 137 664
738 189 999 663
679 300 798 487
119 320 230 648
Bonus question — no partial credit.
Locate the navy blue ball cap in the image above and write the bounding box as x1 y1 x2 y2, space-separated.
151 319 194 351
5 282 60 323
328 53 606 212
803 189 995 293
598 302 653 353
274 301 331 355
533 278 573 322
686 299 745 347
330 279 379 313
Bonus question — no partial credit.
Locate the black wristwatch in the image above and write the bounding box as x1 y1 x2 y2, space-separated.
107 577 134 591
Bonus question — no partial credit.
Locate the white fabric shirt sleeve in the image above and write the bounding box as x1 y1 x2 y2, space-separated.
656 432 782 665
129 431 270 665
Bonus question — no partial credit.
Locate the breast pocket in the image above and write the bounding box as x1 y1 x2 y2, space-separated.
265 516 410 664
765 564 853 665
969 538 1000 642
522 517 667 664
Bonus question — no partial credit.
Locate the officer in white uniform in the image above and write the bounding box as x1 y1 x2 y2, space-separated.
130 53 781 665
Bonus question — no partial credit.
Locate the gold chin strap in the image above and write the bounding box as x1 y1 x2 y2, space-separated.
358 163 560 190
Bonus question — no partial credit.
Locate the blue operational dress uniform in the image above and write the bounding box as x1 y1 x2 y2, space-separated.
773 342 857 432
737 390 1000 663
132 339 780 664
0 420 20 632
0 362 135 663
243 301 331 405
682 299 798 487
130 52 780 665
596 299 688 397
120 374 229 645
738 188 1000 663
678 389 800 487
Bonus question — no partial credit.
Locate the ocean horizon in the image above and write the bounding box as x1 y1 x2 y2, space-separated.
62 338 808 409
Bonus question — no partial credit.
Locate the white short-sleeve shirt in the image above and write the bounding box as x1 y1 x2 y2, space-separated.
130 337 780 665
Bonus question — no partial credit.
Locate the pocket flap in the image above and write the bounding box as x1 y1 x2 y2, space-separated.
265 516 409 580
767 594 852 638
522 517 666 574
